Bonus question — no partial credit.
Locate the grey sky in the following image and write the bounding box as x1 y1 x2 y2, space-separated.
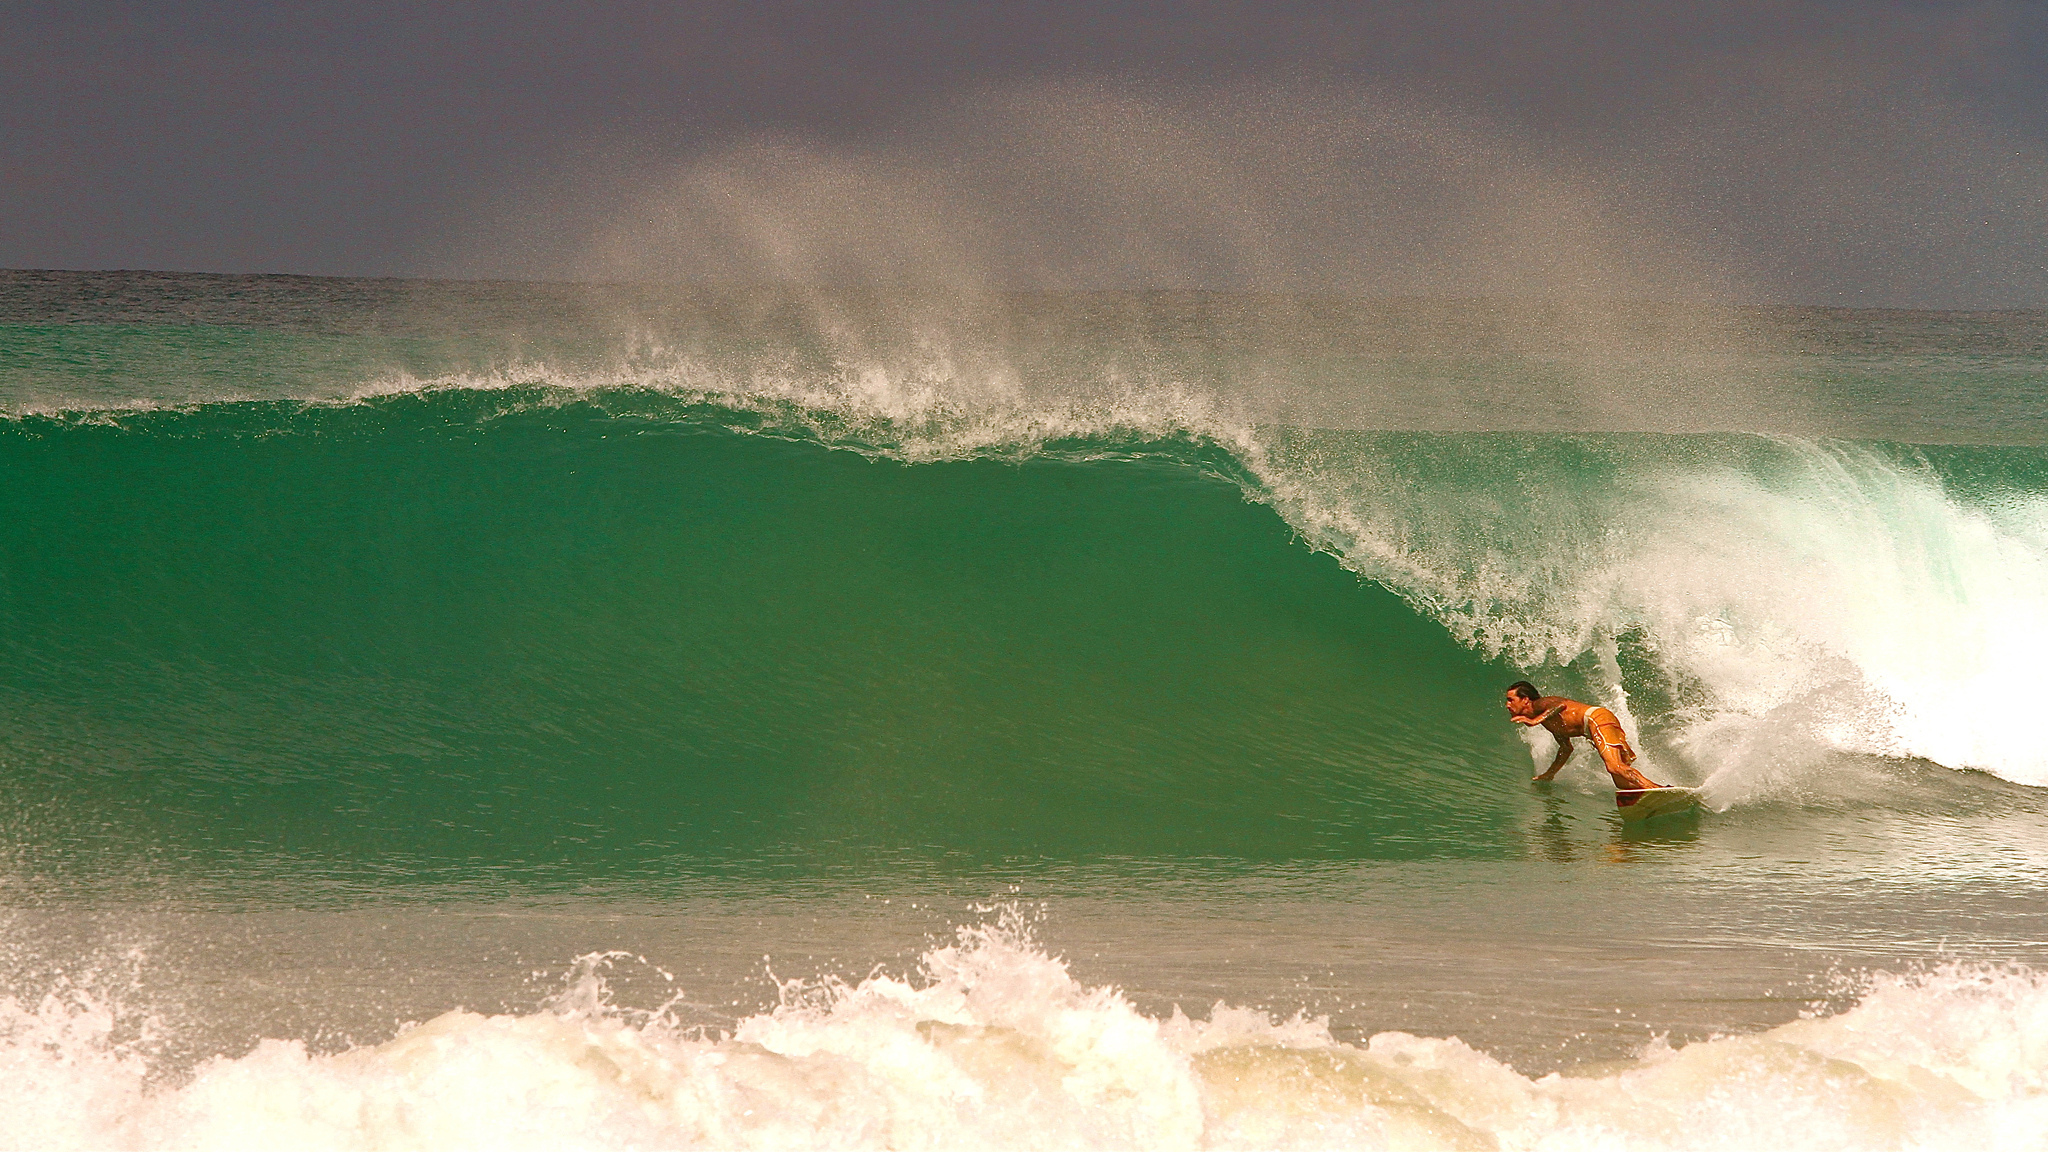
5 1 2044 306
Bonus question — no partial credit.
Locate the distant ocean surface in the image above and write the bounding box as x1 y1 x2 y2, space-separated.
4 269 2047 1150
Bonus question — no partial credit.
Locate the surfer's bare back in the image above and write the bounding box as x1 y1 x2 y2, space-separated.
1504 682 1664 792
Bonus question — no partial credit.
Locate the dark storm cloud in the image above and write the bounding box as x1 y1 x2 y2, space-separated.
4 1 2044 305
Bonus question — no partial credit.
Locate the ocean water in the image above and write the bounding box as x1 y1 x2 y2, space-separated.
3 268 2047 1149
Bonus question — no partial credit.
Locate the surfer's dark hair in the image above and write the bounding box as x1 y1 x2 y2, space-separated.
1506 681 1541 701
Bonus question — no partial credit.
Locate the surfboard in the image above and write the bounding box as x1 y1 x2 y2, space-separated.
1614 787 1702 821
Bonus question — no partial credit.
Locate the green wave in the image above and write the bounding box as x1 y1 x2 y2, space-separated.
0 390 1532 884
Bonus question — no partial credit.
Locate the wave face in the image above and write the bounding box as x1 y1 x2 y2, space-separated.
0 389 1528 875
3 380 2047 884
8 911 2048 1151
5 274 2048 882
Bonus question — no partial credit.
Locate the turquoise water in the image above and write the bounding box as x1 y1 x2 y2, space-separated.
3 271 2047 1149
1 393 1523 880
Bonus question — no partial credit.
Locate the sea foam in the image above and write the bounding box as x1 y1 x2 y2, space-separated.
4 913 2045 1151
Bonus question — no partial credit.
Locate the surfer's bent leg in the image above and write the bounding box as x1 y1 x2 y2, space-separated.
1588 709 1663 791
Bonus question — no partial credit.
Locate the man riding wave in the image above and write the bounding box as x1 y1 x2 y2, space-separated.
1503 681 1665 793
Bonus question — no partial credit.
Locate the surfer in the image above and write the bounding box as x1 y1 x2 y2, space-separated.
1503 682 1665 791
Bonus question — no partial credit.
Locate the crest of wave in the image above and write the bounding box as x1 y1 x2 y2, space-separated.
6 911 2048 1151
344 335 1266 466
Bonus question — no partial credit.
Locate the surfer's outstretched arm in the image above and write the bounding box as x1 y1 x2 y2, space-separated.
1534 736 1572 781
